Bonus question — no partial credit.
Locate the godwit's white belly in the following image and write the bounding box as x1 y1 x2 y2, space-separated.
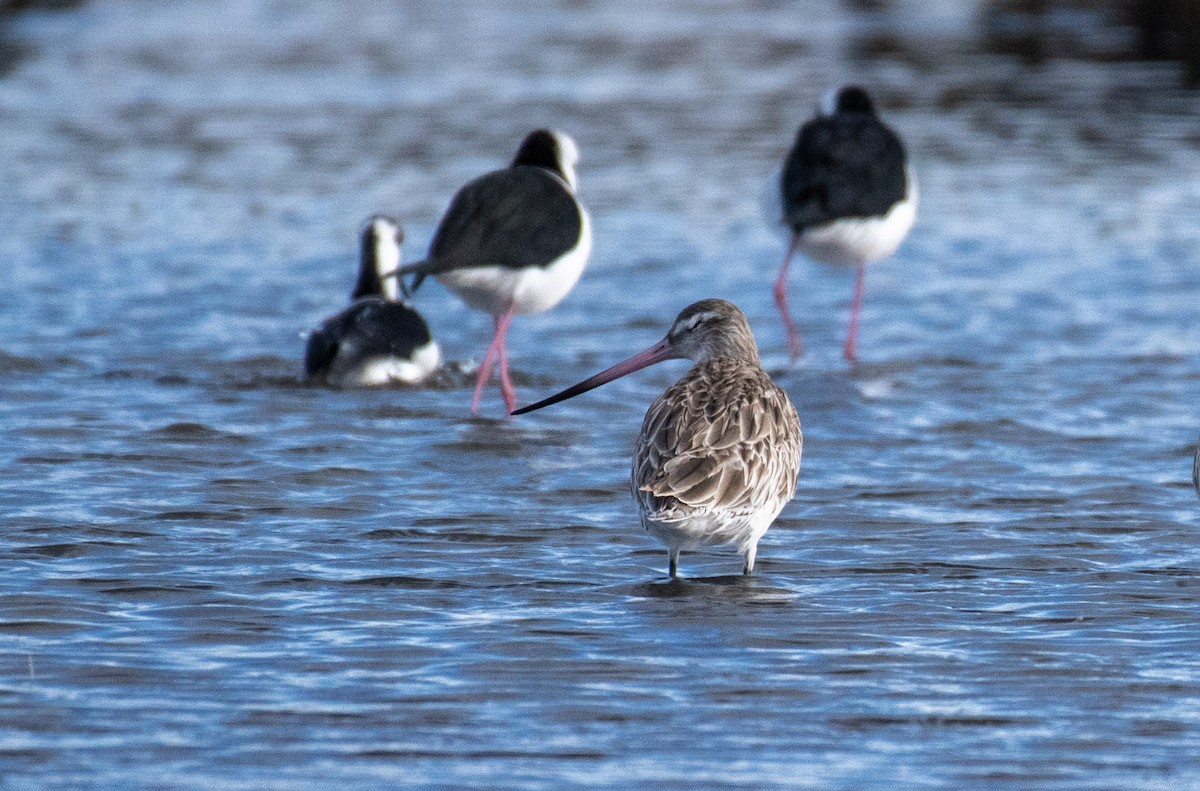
642 498 788 558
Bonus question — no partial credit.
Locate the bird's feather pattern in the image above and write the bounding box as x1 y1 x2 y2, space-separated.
632 359 802 523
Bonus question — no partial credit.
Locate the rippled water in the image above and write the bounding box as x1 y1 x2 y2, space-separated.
2 1 1200 788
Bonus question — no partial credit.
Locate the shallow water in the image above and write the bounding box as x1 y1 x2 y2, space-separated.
2 1 1200 788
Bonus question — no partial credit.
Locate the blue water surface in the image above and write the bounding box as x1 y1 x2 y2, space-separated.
1 1 1199 788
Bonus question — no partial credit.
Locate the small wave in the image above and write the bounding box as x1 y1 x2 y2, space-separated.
143 422 250 444
0 350 51 374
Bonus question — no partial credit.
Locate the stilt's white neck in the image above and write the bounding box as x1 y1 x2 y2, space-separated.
372 221 401 301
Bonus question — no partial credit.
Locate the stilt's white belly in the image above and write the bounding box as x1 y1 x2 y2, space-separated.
436 209 592 316
801 170 912 266
327 340 441 387
800 182 917 267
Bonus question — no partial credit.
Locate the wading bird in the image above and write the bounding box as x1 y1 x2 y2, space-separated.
514 299 802 578
773 85 916 362
305 216 439 387
399 129 591 415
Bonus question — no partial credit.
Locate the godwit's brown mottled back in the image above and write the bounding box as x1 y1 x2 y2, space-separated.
513 299 802 578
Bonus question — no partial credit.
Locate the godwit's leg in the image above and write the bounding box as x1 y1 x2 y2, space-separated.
773 235 804 360
470 313 508 415
743 543 758 576
668 549 680 579
843 261 867 364
493 307 517 415
1193 438 1199 496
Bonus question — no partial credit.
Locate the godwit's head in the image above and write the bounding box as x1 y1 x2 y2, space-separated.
663 298 760 365
511 299 760 416
512 128 580 192
352 215 404 302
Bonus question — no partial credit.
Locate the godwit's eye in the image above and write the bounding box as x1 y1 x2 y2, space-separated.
670 310 715 340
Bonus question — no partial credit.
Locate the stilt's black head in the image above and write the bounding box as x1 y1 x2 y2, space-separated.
830 85 876 115
511 129 580 190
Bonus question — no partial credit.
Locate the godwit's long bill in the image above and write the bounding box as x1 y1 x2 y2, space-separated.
305 215 440 387
399 129 591 415
514 299 802 578
775 85 916 362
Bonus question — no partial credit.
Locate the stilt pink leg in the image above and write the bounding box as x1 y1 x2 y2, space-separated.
470 313 508 415
843 262 866 364
773 236 804 360
493 307 517 415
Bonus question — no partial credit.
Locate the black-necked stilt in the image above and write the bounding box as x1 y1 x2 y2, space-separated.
399 129 591 415
773 85 916 362
305 216 440 387
514 299 802 579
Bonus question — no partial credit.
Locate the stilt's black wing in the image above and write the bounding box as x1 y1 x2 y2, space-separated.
305 299 434 378
304 322 340 378
414 166 583 276
781 115 908 233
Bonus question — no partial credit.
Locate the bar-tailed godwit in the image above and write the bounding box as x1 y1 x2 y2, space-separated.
514 299 802 578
